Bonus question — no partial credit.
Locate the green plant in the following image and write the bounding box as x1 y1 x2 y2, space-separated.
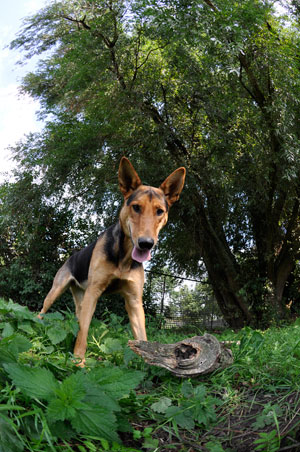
133 427 159 450
151 380 221 431
0 299 146 450
252 403 283 430
1 298 300 451
254 430 280 452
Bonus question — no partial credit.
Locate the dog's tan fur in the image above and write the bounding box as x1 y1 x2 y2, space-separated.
38 157 185 364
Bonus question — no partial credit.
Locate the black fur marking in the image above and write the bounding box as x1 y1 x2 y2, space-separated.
164 198 169 212
126 191 138 205
146 189 153 201
126 188 167 206
131 259 142 269
103 278 122 295
104 222 125 265
68 240 98 284
104 222 142 268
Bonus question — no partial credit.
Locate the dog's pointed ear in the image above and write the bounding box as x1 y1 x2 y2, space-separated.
160 167 186 206
118 157 142 198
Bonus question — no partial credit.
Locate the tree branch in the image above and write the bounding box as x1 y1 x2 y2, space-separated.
238 52 266 109
202 0 218 12
61 14 91 30
128 334 233 376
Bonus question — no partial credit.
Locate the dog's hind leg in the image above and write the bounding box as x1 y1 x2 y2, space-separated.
70 284 85 319
38 264 72 318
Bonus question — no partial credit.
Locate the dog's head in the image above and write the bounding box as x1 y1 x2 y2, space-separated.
118 157 186 263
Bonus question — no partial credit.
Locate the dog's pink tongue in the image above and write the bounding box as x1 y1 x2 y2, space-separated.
132 246 151 263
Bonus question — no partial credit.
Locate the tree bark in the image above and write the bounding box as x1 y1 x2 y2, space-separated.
193 200 253 328
128 334 233 377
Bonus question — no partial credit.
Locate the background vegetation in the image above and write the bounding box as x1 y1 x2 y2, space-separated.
1 0 300 325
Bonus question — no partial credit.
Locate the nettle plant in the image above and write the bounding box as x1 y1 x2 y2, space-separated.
0 299 146 450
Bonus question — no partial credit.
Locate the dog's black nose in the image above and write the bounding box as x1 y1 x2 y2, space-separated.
138 237 154 250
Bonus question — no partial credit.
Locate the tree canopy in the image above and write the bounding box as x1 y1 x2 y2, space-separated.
1 0 300 327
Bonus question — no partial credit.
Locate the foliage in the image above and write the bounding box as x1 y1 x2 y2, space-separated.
0 178 79 311
168 282 223 328
0 298 299 450
150 380 221 430
254 430 280 452
0 299 145 450
3 0 300 327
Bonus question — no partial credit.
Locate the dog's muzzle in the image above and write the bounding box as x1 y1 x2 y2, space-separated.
138 237 154 250
132 237 154 263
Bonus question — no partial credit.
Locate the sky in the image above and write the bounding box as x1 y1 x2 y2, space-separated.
0 0 46 182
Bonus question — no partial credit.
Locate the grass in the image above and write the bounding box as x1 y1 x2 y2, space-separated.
0 298 300 451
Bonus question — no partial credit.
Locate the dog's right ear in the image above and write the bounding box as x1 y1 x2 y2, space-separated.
118 157 142 198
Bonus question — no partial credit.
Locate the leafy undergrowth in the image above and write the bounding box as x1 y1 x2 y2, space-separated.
0 299 300 452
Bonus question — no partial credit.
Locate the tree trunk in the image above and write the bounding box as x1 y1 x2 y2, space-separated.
268 253 295 319
194 200 253 328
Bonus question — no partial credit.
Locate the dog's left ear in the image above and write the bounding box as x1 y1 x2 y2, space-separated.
118 157 142 198
160 167 186 206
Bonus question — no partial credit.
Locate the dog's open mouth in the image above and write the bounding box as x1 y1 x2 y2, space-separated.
132 246 152 263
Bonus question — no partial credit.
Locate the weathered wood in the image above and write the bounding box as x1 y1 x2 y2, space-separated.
128 334 233 377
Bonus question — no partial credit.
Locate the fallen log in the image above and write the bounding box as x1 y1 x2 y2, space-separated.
128 334 233 377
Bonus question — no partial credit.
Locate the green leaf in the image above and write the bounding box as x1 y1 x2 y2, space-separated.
47 325 68 344
67 317 79 336
165 405 195 430
2 323 15 338
9 335 32 354
18 321 35 335
47 396 86 422
84 381 120 412
0 348 16 365
0 298 10 314
194 397 219 427
91 367 145 400
194 385 207 401
4 363 58 400
123 347 136 366
254 430 278 451
181 380 194 398
5 300 33 321
116 412 133 433
43 312 64 321
252 403 283 430
0 415 24 452
47 373 86 421
0 334 32 364
71 403 119 442
205 440 226 452
143 437 159 449
151 397 172 414
99 338 123 354
48 420 76 441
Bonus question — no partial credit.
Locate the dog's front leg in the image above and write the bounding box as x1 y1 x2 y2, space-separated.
125 297 147 341
73 283 105 364
123 279 147 341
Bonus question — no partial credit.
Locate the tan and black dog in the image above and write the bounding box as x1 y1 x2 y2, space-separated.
38 157 186 364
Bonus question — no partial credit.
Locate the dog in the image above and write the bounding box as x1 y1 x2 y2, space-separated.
38 157 186 364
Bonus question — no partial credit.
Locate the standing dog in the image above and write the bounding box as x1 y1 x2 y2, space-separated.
38 157 186 364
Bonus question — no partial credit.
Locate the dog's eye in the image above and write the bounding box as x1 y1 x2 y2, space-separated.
157 208 164 216
132 204 141 213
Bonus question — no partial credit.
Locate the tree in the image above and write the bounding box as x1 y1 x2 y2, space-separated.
170 284 222 329
0 174 85 310
8 0 300 327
